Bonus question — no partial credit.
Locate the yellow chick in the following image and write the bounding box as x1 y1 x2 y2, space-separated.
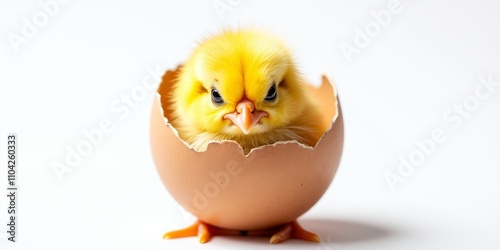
164 29 328 243
170 29 326 154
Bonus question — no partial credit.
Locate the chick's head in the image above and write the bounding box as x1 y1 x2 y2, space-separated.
173 30 308 138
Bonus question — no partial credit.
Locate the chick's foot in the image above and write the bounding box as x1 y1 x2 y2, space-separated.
163 220 212 243
270 221 320 244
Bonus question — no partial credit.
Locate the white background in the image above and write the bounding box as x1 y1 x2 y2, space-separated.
1 0 499 249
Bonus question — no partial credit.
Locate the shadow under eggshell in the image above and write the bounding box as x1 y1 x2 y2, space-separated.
150 66 344 231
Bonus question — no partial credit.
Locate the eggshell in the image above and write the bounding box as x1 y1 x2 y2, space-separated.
150 66 344 231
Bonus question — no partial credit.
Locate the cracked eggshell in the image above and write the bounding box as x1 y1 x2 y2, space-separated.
150 65 344 231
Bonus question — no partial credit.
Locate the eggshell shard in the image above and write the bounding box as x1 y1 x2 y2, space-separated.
150 65 344 231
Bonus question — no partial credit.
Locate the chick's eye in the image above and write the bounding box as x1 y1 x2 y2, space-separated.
264 83 277 102
211 88 224 104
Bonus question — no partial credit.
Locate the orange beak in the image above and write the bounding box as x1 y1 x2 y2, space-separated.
223 99 268 134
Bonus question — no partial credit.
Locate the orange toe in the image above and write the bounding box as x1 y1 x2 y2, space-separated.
270 221 320 244
163 220 212 244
